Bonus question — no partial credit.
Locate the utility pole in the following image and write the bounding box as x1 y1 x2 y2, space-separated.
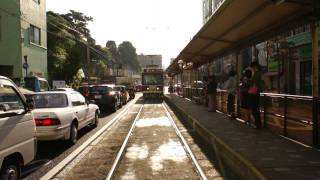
86 36 91 83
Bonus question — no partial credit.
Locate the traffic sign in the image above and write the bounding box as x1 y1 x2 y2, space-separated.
23 62 29 69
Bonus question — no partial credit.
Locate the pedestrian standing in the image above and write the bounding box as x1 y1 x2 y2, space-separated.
248 61 263 129
207 75 217 112
224 70 237 118
240 69 252 124
202 76 209 106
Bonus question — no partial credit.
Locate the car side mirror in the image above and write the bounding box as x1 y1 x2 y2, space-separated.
26 98 34 111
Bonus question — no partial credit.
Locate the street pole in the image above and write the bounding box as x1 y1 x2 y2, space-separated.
312 0 319 147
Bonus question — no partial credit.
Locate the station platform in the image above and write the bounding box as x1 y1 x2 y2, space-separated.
165 94 320 180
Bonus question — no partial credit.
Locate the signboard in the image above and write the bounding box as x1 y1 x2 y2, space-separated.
287 32 311 47
52 80 66 89
267 57 281 72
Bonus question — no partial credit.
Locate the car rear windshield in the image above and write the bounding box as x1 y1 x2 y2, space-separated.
33 93 68 108
91 86 111 93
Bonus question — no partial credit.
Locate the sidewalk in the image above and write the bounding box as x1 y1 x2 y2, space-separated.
165 94 320 180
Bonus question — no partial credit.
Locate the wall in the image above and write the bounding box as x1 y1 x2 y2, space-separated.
0 0 21 78
20 0 47 78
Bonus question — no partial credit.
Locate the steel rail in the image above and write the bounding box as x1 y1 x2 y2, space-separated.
162 103 208 180
105 104 144 180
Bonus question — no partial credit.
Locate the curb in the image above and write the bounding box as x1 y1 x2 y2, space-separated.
164 96 266 180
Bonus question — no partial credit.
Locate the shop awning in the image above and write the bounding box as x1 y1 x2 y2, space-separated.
166 0 313 75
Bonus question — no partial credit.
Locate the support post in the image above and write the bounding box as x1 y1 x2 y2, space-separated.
312 22 319 148
236 51 241 117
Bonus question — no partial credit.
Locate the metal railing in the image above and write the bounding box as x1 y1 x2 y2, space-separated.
181 87 320 148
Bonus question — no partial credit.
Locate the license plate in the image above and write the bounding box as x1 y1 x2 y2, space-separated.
95 95 102 99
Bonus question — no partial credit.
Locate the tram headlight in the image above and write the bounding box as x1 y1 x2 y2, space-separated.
147 87 150 90
156 87 159 90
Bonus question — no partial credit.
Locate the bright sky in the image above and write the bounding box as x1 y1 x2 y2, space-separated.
46 0 203 68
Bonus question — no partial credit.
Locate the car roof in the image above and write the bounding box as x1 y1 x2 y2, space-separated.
92 84 115 87
0 75 10 80
34 91 73 95
56 88 75 91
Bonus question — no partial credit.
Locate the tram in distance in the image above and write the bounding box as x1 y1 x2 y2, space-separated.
141 65 164 99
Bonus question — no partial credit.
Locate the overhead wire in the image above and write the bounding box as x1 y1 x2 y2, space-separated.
0 7 111 61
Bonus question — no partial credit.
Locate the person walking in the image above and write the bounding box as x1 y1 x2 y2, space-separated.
224 70 237 119
248 61 263 129
207 75 217 112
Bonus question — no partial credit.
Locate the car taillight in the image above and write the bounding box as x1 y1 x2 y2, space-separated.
108 91 115 96
35 118 60 126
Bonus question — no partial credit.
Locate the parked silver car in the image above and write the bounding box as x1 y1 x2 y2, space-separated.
0 76 36 180
32 91 100 144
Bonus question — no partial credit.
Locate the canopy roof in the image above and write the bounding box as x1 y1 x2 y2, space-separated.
167 0 313 75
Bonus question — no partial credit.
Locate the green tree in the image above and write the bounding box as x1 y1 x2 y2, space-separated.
118 41 141 72
47 11 89 86
106 40 120 63
61 10 93 36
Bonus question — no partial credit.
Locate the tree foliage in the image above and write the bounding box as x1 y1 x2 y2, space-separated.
118 41 141 72
47 10 141 87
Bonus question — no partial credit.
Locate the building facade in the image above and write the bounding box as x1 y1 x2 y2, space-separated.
0 0 47 79
202 0 224 23
137 54 162 70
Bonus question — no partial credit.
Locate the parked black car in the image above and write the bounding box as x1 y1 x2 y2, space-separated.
89 84 121 112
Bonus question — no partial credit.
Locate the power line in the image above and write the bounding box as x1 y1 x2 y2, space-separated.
0 7 110 61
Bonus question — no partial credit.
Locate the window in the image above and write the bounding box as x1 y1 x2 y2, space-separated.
71 93 86 106
77 93 86 105
0 85 25 114
30 25 41 45
39 80 49 91
33 93 68 108
33 0 40 4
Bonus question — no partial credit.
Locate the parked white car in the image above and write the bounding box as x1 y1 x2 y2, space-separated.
0 76 36 180
32 91 100 144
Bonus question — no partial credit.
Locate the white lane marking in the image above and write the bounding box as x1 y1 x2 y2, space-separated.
162 103 208 180
40 97 140 180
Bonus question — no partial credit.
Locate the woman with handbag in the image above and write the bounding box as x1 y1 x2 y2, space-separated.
249 61 263 129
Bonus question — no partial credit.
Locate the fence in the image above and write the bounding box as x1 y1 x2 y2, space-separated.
181 87 320 148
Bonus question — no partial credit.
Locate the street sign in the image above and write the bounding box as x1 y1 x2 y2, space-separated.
23 62 29 69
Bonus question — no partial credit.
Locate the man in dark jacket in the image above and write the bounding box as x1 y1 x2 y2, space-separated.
249 61 263 128
207 75 217 112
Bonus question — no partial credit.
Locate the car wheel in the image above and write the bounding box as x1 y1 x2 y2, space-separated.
119 99 123 108
111 100 117 112
0 158 20 180
68 123 78 145
92 112 99 127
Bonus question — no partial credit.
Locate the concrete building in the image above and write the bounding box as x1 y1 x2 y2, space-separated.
0 0 47 79
137 54 162 69
202 0 224 23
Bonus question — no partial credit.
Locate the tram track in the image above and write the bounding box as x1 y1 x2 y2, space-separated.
106 102 208 180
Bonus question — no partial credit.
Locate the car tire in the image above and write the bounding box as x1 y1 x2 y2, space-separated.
67 123 78 145
111 100 117 112
119 98 123 108
92 112 99 127
0 158 20 180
